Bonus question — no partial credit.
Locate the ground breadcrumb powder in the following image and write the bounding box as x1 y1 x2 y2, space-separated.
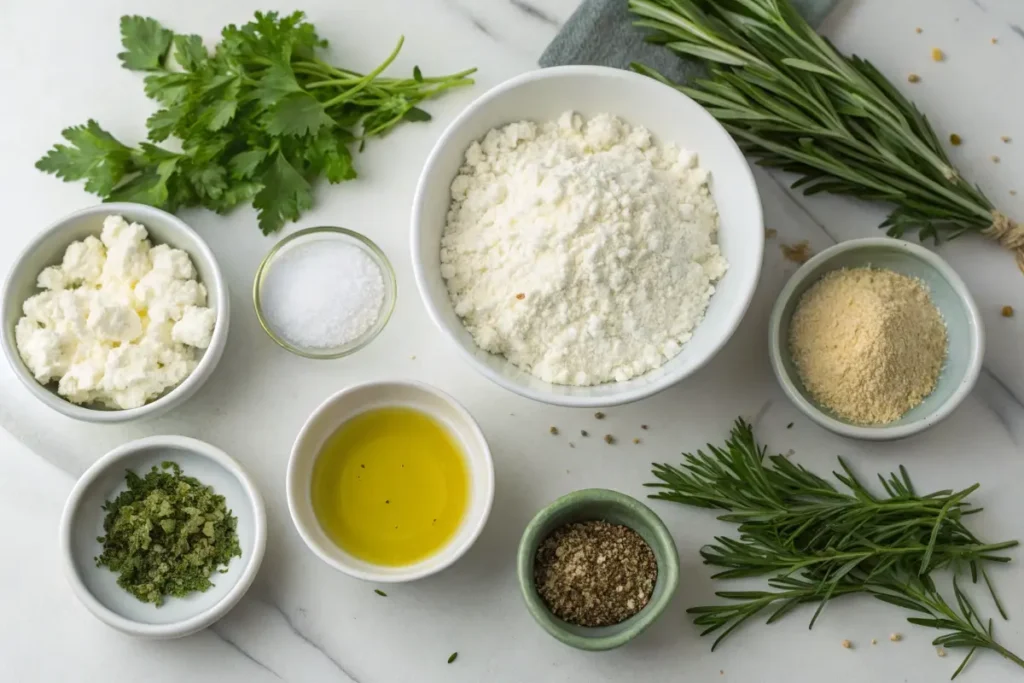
534 521 657 627
789 267 947 425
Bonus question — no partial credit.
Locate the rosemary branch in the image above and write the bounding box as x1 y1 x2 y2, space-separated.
649 419 1022 679
628 0 1024 270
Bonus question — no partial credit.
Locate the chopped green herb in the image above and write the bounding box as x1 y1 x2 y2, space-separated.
95 461 241 606
375 589 387 597
447 652 458 664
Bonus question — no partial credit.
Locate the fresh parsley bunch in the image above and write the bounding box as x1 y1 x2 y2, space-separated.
37 12 476 234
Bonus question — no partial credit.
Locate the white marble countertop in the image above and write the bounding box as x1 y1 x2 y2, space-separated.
3 0 1024 681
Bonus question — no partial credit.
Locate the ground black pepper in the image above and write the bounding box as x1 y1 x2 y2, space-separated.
534 521 657 627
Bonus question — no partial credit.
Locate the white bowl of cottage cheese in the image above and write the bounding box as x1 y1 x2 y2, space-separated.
1 204 229 422
412 66 762 407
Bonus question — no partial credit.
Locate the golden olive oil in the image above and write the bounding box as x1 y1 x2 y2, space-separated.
311 407 469 566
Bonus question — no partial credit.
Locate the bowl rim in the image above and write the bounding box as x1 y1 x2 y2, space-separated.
252 226 398 359
768 236 985 441
0 202 230 423
58 435 267 638
515 488 680 651
410 65 763 408
286 379 495 582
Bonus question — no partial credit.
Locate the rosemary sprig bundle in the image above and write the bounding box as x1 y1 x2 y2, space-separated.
628 0 1024 270
649 419 1022 678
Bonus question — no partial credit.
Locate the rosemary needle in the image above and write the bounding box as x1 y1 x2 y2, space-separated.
648 419 1021 678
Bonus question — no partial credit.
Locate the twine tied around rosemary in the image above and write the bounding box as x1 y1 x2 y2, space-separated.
984 212 1024 272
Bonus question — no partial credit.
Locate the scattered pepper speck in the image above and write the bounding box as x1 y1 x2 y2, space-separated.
581 430 589 437
604 434 615 445
992 155 1001 163
1002 136 1012 143
594 412 605 420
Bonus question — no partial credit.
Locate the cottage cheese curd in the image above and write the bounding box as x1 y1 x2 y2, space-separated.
14 215 216 409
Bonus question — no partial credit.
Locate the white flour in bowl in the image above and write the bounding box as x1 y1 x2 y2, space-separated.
440 112 727 386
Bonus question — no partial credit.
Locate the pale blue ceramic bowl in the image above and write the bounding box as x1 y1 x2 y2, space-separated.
769 238 983 441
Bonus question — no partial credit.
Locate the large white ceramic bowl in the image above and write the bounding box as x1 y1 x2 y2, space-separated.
287 381 494 583
411 66 763 407
0 203 230 422
59 435 266 638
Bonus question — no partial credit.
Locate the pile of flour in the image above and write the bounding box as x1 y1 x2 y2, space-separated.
440 111 727 386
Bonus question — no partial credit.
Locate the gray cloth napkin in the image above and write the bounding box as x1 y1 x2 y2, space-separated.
539 0 838 83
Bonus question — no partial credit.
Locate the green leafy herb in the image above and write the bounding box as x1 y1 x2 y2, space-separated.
374 589 387 597
447 652 458 664
628 0 1023 271
37 12 476 234
649 419 1022 679
95 461 241 606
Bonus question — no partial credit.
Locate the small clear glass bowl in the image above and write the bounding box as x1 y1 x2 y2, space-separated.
253 227 397 359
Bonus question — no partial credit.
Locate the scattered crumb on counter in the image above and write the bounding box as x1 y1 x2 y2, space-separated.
1002 136 1012 143
641 424 648 430
907 73 920 83
949 133 962 146
890 633 902 642
549 426 559 435
992 155 1001 163
515 293 525 300
781 240 813 264
1002 305 1014 318
915 27 922 34
594 412 605 420
992 37 999 44
871 639 877 645
841 640 852 649
937 647 947 658
765 228 778 239
604 434 615 445
931 47 944 61
633 438 641 445
1012 190 1018 196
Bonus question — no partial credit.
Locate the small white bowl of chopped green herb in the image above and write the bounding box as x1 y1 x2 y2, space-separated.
59 435 266 638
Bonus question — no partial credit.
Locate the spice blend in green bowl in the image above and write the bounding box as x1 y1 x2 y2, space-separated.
534 521 657 627
517 489 679 651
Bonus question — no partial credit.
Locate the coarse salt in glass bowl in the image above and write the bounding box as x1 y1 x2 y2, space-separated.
253 227 397 359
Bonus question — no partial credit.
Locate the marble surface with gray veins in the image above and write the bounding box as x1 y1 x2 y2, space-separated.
2 0 1024 681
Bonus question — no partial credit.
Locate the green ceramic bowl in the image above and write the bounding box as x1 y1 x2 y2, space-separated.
769 237 983 441
516 488 680 651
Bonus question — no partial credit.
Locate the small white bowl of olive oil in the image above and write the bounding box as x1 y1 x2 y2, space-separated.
287 381 495 582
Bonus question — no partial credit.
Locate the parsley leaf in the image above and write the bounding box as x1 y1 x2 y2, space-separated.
37 12 476 233
173 34 208 71
35 120 136 195
118 16 174 71
253 152 313 234
265 93 334 137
